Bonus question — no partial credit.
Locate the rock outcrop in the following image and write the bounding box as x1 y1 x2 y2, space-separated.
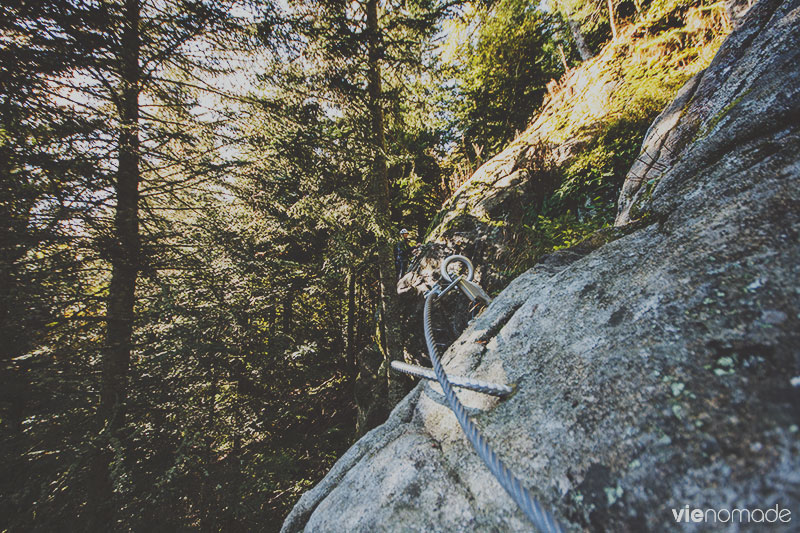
393 0 732 372
283 0 800 530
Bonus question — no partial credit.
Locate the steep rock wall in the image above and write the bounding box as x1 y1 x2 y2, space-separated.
284 0 799 530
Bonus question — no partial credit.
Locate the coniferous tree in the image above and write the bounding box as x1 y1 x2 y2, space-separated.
441 0 567 159
1 0 269 528
285 0 454 408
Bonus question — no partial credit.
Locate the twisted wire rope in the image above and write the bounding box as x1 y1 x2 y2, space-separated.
390 360 513 397
420 287 564 533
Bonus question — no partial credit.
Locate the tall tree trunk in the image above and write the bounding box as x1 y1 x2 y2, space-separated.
201 370 217 533
607 0 618 40
567 18 593 61
355 276 365 349
366 0 404 406
101 0 141 433
557 44 569 72
90 0 140 528
346 269 356 375
283 290 294 333
0 232 24 363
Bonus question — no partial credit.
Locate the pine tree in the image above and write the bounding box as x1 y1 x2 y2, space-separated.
287 0 453 408
442 0 566 159
1 0 267 527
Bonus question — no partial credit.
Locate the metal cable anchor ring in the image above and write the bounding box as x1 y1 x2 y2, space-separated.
440 254 474 283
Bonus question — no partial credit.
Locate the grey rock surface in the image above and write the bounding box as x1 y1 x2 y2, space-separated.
727 0 756 26
284 0 800 530
616 0 796 225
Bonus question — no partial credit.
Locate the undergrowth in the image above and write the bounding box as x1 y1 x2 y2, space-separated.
494 0 730 279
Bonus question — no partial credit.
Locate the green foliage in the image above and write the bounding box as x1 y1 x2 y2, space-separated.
478 0 729 279
502 92 672 276
445 0 567 161
553 102 659 214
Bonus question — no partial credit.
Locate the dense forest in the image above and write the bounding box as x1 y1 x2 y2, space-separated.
1 0 730 530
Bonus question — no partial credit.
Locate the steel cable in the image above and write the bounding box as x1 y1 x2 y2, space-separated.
390 360 513 397
422 287 565 533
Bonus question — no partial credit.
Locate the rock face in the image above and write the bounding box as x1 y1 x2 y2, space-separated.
283 0 800 530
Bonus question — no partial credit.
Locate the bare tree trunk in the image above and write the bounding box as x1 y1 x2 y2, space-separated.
283 290 294 333
100 0 141 435
90 0 140 528
557 44 569 72
346 270 356 374
201 370 217 533
567 18 594 61
0 185 26 364
355 277 363 350
366 0 404 406
607 0 618 39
